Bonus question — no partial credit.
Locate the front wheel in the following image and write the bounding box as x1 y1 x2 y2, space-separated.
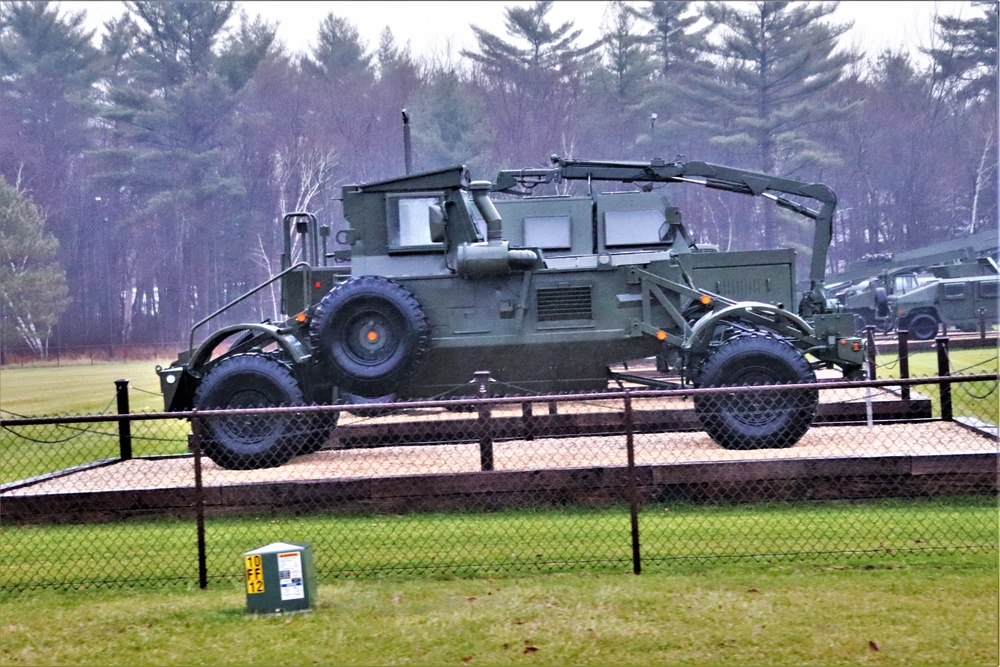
906 313 939 340
193 354 317 469
694 334 818 450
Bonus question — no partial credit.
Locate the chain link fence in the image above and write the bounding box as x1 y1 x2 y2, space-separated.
1 336 997 592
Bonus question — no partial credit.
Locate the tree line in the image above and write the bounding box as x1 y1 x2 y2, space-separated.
0 0 996 354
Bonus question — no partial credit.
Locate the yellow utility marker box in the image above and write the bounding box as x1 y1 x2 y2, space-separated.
243 542 315 614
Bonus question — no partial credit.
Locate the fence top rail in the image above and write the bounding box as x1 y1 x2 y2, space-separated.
1 373 996 427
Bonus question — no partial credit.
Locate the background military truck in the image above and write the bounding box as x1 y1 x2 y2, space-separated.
157 156 864 470
890 258 999 340
828 228 998 338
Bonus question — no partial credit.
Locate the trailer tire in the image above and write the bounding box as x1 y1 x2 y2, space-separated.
310 276 430 397
694 334 817 450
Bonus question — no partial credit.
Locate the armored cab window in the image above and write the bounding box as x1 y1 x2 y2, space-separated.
979 281 998 299
387 194 444 251
895 275 917 293
604 209 672 247
943 283 967 300
524 215 572 250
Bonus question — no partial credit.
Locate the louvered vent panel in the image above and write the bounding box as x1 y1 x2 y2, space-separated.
537 286 593 321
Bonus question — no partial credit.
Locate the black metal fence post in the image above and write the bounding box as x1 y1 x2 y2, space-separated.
475 371 494 471
114 379 132 461
624 392 641 575
521 401 534 441
897 329 910 401
865 326 877 380
191 416 208 589
936 336 952 422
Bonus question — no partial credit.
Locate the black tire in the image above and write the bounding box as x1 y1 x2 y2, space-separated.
907 313 939 340
193 354 313 469
310 276 430 397
694 334 818 450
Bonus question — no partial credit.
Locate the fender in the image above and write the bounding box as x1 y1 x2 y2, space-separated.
685 302 813 354
158 324 311 412
188 323 311 370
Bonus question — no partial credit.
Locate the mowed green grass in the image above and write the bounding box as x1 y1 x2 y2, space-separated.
0 360 188 483
876 346 999 425
0 359 169 417
2 357 997 665
3 554 997 666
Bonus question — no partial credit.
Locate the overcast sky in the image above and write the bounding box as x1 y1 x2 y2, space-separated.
66 1 975 65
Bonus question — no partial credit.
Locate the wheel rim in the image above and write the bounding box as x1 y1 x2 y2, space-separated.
343 309 399 365
911 316 937 340
722 365 789 427
215 387 283 445
205 373 291 450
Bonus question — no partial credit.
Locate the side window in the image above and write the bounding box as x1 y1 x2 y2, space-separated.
388 195 442 251
524 215 571 250
943 283 966 300
979 280 998 299
604 209 669 247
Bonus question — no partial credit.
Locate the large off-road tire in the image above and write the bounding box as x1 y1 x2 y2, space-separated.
694 334 818 450
906 313 939 341
310 276 430 397
193 354 315 469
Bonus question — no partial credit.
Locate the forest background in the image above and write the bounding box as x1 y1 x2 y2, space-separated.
0 0 996 356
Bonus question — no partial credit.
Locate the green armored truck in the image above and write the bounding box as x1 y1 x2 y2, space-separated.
891 258 999 339
829 228 999 338
157 156 864 469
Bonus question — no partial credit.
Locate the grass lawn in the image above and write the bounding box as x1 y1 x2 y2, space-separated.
875 346 999 425
2 356 997 665
0 360 188 483
2 554 997 666
0 359 168 417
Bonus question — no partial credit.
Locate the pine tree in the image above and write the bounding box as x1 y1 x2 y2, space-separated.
462 0 601 169
924 1 998 234
617 0 711 158
0 1 101 346
925 1 998 104
627 0 708 77
0 1 100 207
690 1 860 248
88 1 274 342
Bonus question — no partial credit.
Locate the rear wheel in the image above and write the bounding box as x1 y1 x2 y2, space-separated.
694 334 818 450
193 354 316 469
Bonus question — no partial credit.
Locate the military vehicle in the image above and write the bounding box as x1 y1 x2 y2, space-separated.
832 267 937 334
890 258 999 339
157 156 864 470
829 228 999 337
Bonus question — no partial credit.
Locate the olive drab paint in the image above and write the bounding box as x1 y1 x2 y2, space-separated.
157 154 867 470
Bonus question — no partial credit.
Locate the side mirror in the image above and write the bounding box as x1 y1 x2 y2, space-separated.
429 204 447 243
